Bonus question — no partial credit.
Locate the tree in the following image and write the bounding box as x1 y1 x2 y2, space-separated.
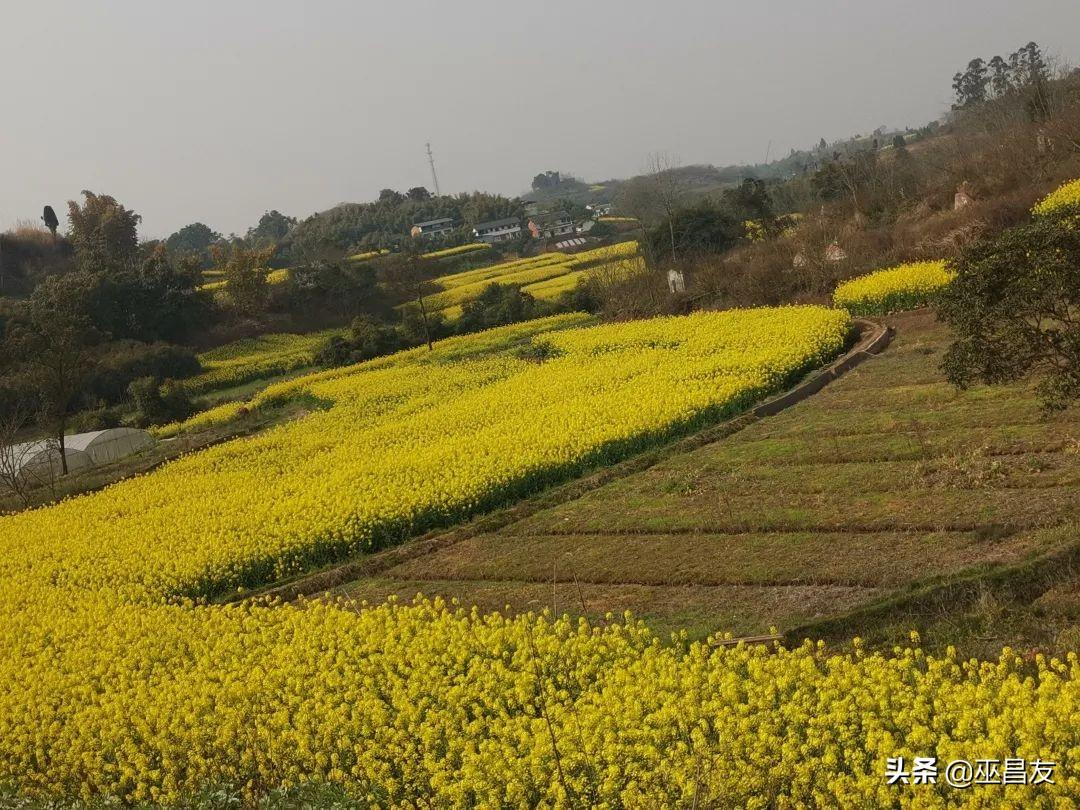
4 273 102 473
811 158 847 202
130 245 205 341
314 316 401 368
645 200 741 260
645 153 687 265
378 189 405 205
456 284 538 333
127 376 194 427
41 206 59 236
938 211 1080 410
384 241 440 350
406 187 431 202
246 210 296 248
531 171 562 191
284 259 387 324
1009 41 1049 88
952 58 989 109
212 244 274 316
892 134 907 150
988 55 1012 98
725 178 776 231
165 223 222 266
66 191 141 274
399 303 446 348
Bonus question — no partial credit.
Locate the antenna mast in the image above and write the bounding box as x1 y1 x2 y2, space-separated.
426 142 441 197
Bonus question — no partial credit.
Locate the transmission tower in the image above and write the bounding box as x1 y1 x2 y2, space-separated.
426 142 441 197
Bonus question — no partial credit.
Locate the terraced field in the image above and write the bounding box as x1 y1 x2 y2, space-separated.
424 242 640 319
343 310 1080 647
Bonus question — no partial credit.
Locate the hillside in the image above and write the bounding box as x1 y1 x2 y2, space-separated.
337 311 1079 652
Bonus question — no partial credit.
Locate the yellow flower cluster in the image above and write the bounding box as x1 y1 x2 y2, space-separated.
833 260 955 316
0 307 913 804
422 242 491 259
1032 178 1080 217
183 328 343 395
3 596 1077 806
744 219 767 242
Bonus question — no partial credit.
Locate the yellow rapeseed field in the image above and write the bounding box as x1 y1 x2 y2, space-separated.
426 242 641 315
422 242 491 259
833 260 955 316
1033 177 1080 216
183 328 342 395
3 307 1075 806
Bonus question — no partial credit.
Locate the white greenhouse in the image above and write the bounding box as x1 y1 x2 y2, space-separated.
2 428 154 482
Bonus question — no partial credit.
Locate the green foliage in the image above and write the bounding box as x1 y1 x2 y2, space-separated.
212 244 274 316
399 304 448 347
277 260 389 326
645 200 741 259
531 170 562 190
952 41 1051 115
3 273 104 457
246 210 296 249
456 283 540 334
285 193 521 259
88 342 201 406
66 190 141 274
128 376 195 428
315 316 401 368
938 211 1080 410
952 58 989 109
165 223 222 267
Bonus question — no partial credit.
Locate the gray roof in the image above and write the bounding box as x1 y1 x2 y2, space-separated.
474 217 521 231
530 211 572 226
414 217 454 228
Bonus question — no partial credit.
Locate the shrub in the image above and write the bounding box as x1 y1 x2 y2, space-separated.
456 283 539 333
128 376 195 427
85 342 202 407
938 210 1080 409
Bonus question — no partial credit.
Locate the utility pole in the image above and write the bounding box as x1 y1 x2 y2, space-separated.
426 142 441 197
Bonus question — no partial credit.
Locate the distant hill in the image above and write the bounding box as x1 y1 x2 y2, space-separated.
521 126 926 212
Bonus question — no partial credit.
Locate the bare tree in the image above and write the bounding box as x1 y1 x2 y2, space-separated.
0 405 33 508
0 403 58 509
613 153 688 268
646 152 687 265
384 240 439 351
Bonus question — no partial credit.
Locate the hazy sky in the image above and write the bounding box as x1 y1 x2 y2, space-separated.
3 1 1079 238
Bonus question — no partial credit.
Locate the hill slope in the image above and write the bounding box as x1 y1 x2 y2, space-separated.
343 311 1080 648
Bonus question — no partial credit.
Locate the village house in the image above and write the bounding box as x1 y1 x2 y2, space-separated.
527 211 574 239
410 217 455 239
587 203 613 217
473 217 523 244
